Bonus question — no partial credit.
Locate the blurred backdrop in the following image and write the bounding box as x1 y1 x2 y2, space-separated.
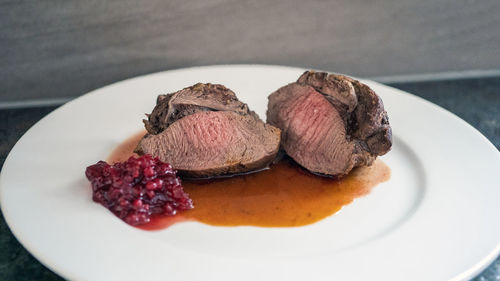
1 0 500 103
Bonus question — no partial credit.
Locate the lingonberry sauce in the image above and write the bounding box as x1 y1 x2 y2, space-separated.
85 155 193 226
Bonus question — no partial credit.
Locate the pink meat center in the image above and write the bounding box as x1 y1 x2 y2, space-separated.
282 89 353 174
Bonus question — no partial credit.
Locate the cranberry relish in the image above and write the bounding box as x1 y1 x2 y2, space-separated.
85 155 193 226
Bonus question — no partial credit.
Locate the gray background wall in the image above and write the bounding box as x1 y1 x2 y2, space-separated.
1 0 500 103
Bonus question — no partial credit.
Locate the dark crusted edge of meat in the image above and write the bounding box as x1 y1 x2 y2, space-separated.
143 83 250 135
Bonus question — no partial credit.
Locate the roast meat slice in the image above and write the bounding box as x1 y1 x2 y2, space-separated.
136 83 281 178
137 111 281 178
267 71 392 177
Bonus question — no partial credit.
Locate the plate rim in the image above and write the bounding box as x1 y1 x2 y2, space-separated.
1 64 499 281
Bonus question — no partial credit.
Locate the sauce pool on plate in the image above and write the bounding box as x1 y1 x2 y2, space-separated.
108 130 391 230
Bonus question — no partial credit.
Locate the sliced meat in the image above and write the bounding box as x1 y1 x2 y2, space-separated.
267 71 392 177
137 111 281 178
136 83 281 178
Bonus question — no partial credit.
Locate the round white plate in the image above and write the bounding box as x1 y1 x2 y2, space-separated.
1 65 499 281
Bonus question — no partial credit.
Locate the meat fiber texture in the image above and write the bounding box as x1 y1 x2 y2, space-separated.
136 83 281 178
267 71 392 177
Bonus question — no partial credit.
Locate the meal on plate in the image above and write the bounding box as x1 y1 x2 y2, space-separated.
85 70 392 227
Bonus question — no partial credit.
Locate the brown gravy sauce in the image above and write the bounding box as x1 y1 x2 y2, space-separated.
108 131 391 230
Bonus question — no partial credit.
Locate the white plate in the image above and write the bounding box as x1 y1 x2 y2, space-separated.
1 65 499 281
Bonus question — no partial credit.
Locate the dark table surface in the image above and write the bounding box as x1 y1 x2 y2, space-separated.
0 77 499 280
